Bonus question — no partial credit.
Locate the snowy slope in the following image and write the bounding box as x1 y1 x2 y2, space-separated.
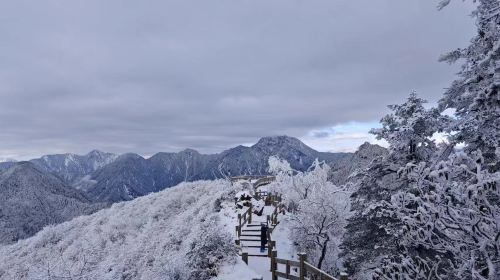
0 180 245 280
30 150 117 183
0 162 104 244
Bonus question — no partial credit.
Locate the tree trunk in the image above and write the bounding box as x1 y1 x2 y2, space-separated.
317 235 330 269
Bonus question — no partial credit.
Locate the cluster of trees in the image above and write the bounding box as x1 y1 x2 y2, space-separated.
343 1 499 279
269 1 499 279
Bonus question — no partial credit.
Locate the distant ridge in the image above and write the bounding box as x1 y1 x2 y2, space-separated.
1 136 352 203
86 136 350 202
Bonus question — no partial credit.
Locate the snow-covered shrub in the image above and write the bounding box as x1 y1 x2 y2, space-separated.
187 215 237 279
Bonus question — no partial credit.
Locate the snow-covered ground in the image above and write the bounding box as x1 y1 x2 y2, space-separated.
0 180 248 280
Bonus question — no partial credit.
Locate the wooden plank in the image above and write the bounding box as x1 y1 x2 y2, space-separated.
275 258 300 267
275 258 288 265
287 260 301 267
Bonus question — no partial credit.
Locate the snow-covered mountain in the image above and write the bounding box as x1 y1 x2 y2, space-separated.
30 150 117 183
0 162 105 244
85 136 349 202
329 142 388 186
0 180 239 280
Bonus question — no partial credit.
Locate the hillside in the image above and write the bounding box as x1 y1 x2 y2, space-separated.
0 162 104 244
0 180 246 280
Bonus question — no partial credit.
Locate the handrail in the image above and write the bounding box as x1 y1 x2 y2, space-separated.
235 204 252 237
230 175 275 182
270 252 348 280
253 176 276 189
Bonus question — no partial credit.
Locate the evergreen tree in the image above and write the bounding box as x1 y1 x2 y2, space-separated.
341 93 443 279
438 0 500 169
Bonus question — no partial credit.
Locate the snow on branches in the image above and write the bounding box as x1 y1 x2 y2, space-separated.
268 156 351 275
370 93 449 163
438 0 500 167
383 151 500 279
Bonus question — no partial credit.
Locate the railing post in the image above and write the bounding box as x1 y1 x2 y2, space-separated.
286 260 290 277
268 240 272 257
298 253 307 280
235 239 240 246
236 225 241 237
242 252 248 264
248 203 253 224
271 250 278 280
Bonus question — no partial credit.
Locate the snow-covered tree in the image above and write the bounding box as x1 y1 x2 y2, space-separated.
269 157 339 213
341 92 447 279
269 157 350 275
290 183 350 274
438 0 500 169
373 2 500 279
370 92 448 163
378 150 500 280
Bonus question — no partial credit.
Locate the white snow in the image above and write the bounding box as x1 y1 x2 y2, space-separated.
0 180 244 280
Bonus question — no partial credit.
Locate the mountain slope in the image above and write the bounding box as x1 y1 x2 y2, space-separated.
0 180 238 280
0 162 104 244
329 142 388 185
86 153 155 202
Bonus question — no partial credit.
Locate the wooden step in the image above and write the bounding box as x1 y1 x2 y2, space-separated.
241 245 268 248
239 239 262 242
240 234 261 237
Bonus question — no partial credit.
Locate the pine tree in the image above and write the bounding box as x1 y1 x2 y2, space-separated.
341 93 444 279
438 0 500 169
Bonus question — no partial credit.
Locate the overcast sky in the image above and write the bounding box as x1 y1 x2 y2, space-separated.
0 0 476 160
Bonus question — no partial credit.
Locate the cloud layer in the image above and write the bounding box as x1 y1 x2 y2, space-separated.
0 0 475 159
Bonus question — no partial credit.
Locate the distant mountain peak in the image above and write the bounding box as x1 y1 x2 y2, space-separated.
86 149 106 156
253 135 305 148
117 153 144 160
180 148 200 155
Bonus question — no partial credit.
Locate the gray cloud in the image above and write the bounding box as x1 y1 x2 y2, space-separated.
0 0 475 159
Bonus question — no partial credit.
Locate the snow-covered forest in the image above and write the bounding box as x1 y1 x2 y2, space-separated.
0 180 243 280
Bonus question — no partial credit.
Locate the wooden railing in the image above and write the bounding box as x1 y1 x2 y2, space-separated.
235 204 252 237
253 176 276 188
267 203 285 226
230 175 275 182
270 251 348 280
